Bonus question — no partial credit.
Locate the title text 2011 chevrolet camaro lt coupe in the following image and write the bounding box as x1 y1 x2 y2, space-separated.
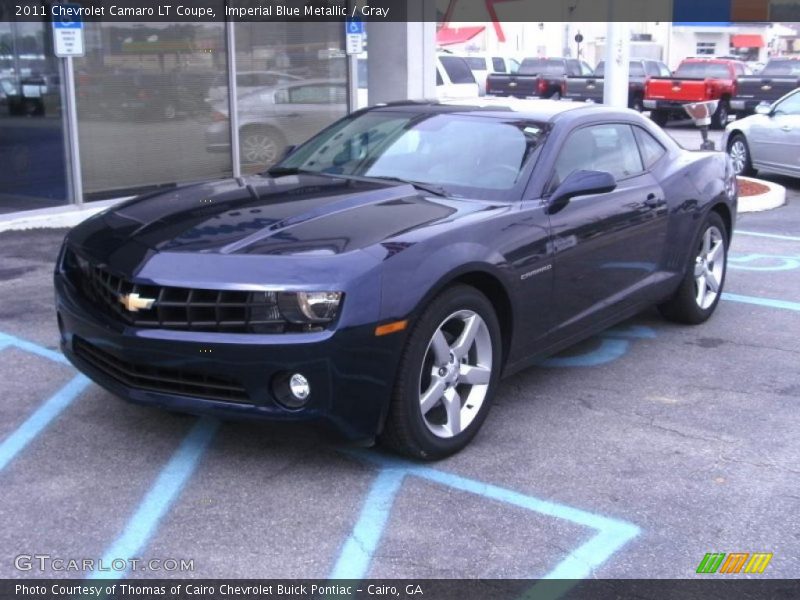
55 99 737 459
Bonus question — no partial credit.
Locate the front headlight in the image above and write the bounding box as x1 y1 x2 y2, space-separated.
277 291 343 324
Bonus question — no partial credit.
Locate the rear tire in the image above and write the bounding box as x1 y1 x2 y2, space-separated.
658 212 728 325
711 100 729 130
380 285 502 460
650 109 668 127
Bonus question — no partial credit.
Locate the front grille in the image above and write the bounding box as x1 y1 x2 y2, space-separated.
64 250 290 333
74 337 250 404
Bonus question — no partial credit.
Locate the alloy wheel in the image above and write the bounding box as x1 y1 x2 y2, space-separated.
694 225 726 310
241 133 278 164
729 140 748 175
418 310 493 439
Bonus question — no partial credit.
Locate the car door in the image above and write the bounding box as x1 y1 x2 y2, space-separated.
545 123 668 337
748 91 800 174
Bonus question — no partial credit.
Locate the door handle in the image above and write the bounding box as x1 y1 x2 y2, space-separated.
644 193 660 208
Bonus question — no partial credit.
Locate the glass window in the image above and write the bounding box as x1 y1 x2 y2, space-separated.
675 62 731 78
233 22 347 173
773 91 800 116
566 60 581 76
696 42 716 56
633 127 666 169
0 20 68 212
629 62 646 77
463 57 486 71
580 61 594 76
519 58 567 76
552 124 644 189
439 56 476 84
508 58 520 74
492 57 506 73
74 22 230 198
436 69 444 86
761 59 800 77
278 111 546 199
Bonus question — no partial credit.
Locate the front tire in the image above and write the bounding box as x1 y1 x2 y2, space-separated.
658 212 728 325
650 109 668 127
728 133 755 176
380 285 502 460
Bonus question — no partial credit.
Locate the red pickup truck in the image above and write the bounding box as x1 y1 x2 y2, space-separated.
644 58 750 129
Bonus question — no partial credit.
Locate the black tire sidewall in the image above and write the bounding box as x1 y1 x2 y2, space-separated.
668 212 729 323
393 286 502 459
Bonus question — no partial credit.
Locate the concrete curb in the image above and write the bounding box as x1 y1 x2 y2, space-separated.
0 198 129 233
737 176 787 213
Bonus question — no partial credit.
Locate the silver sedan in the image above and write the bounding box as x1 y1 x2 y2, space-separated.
724 88 800 178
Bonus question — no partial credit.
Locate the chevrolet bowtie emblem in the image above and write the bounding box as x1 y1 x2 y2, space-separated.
118 293 156 312
761 84 772 90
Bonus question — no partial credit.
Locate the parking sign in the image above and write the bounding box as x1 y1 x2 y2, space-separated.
53 4 85 57
345 18 365 55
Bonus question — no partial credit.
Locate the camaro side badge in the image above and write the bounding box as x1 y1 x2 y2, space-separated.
521 264 552 280
119 293 156 312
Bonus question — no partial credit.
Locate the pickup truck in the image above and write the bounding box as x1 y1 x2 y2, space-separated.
731 57 800 115
644 58 749 129
486 57 593 99
564 58 671 111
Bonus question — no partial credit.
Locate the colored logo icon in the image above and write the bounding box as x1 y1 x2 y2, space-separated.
696 552 773 574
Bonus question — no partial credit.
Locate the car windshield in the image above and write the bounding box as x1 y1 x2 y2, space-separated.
273 111 546 200
519 59 565 76
759 60 800 77
674 62 731 78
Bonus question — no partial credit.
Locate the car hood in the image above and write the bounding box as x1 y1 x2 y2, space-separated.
79 174 474 258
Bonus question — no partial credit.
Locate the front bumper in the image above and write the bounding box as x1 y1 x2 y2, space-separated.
55 272 406 441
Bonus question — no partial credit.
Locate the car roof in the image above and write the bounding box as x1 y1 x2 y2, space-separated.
369 97 601 122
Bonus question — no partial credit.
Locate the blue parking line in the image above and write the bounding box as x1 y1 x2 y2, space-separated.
722 292 800 312
541 338 629 368
329 468 406 579
0 331 69 365
335 451 640 582
0 374 90 473
90 417 220 580
736 230 800 242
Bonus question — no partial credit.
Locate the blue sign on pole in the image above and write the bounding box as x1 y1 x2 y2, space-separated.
53 4 83 28
346 18 365 35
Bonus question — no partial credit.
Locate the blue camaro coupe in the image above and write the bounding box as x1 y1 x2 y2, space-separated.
55 99 737 458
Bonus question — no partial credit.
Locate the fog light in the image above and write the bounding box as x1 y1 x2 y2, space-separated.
289 373 310 401
273 372 311 409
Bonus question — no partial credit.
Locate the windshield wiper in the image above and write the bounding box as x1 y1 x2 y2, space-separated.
365 176 449 197
265 166 317 177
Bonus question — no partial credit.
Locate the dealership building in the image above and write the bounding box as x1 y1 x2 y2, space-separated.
0 15 436 215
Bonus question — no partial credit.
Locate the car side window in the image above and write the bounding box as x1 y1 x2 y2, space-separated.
566 60 581 76
580 61 593 76
633 127 667 169
439 56 476 84
551 124 644 191
773 92 800 115
492 57 506 73
436 68 444 86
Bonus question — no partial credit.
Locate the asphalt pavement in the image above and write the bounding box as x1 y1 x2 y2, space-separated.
0 141 798 581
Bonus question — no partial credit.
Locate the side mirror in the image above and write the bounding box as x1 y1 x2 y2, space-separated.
548 170 616 214
755 102 772 116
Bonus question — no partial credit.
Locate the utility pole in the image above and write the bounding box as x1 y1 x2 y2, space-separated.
603 18 630 108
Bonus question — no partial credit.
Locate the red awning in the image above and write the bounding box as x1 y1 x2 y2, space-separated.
436 26 485 46
731 34 764 48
